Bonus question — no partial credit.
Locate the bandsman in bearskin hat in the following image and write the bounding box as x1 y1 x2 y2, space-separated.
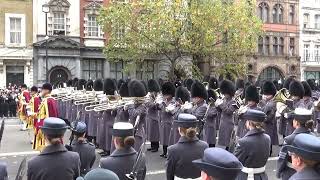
159 81 176 158
166 113 208 180
301 81 313 110
77 79 87 90
93 79 104 92
235 79 245 98
72 78 79 89
146 79 161 152
215 80 237 151
306 79 319 100
85 80 94 91
277 108 315 180
208 77 219 90
114 80 130 124
234 109 270 180
259 81 279 155
184 79 194 92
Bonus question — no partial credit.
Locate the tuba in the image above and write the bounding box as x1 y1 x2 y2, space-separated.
273 88 291 104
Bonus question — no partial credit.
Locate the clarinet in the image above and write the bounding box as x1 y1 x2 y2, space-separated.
198 98 214 138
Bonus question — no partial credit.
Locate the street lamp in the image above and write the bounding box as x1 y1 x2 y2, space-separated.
42 3 49 82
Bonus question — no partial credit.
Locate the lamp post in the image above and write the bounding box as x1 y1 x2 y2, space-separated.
42 3 49 82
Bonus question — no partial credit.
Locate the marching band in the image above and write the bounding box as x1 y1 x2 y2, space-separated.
1 76 319 180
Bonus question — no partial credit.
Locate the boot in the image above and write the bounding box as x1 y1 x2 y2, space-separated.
160 145 167 158
209 144 215 147
151 142 159 152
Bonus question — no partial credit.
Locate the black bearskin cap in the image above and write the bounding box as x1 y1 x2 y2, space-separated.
209 77 219 90
162 82 176 97
93 79 104 91
128 80 147 97
117 79 125 90
85 80 94 91
245 85 259 103
307 79 317 90
203 75 210 83
148 79 161 92
284 77 294 90
103 78 117 95
66 80 73 87
236 79 245 90
158 78 164 87
31 86 38 92
220 80 236 96
191 81 208 99
174 80 182 88
175 86 190 103
119 81 129 97
141 81 148 92
77 79 87 90
289 80 305 99
42 83 52 91
207 89 217 101
184 79 194 91
302 81 312 97
262 81 277 96
72 78 79 88
272 80 281 91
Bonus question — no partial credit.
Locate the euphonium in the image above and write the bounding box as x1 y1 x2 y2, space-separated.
273 88 290 104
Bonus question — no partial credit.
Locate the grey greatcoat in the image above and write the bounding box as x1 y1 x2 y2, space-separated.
27 144 80 180
285 99 305 136
159 100 175 146
303 97 314 110
87 111 100 137
96 111 106 149
0 162 7 180
277 127 311 180
115 107 130 123
203 105 218 145
166 136 208 180
145 102 160 142
260 100 279 145
100 147 146 180
217 97 237 147
102 110 116 151
128 103 147 151
71 140 96 175
289 167 320 180
234 129 271 180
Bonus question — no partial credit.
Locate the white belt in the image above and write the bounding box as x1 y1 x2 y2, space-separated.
287 162 294 169
241 166 266 180
174 176 201 180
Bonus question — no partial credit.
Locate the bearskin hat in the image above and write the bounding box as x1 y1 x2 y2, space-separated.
42 83 52 91
77 79 87 90
203 75 210 83
191 81 208 99
207 89 217 101
307 79 317 90
66 80 73 87
141 81 148 92
174 80 182 88
284 77 294 90
117 79 125 90
220 80 236 96
162 82 176 97
209 77 219 90
93 79 104 91
236 79 245 90
272 80 281 91
103 78 117 95
175 86 190 103
289 80 305 99
85 80 93 91
148 79 161 92
128 80 147 97
245 85 259 103
31 86 38 92
302 81 312 97
262 81 277 96
158 78 164 87
119 81 129 97
72 78 79 88
184 79 194 91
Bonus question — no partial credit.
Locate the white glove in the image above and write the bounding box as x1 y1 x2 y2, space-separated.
165 104 176 112
215 99 223 107
284 113 289 119
276 102 287 114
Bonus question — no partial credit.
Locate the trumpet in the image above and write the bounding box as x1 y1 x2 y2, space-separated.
233 94 245 109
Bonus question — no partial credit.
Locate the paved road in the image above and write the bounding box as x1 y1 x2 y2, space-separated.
0 118 282 180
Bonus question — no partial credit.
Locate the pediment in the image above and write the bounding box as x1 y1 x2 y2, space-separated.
34 36 82 49
84 1 102 10
48 0 70 8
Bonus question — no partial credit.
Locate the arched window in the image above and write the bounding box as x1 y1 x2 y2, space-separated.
273 37 278 55
279 37 284 55
258 2 269 23
272 4 283 23
258 36 263 54
257 67 284 83
264 36 270 55
289 5 295 24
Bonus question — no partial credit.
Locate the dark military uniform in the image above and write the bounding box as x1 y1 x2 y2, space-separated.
71 140 96 175
0 162 8 180
289 167 320 180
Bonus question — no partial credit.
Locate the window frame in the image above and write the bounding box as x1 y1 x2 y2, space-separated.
272 4 283 24
5 13 26 47
82 59 104 80
315 15 320 29
86 14 100 37
53 12 66 35
289 5 295 24
304 44 311 62
315 45 320 62
110 61 125 80
258 2 269 23
136 60 155 80
303 13 310 28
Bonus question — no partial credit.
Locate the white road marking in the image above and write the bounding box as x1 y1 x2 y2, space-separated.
0 151 39 157
146 170 166 175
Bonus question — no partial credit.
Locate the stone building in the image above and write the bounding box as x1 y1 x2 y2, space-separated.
0 0 33 87
299 0 320 81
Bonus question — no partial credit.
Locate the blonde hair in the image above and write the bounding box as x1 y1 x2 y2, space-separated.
115 136 135 148
179 127 197 139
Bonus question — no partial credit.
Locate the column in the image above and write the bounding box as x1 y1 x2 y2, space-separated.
104 60 110 78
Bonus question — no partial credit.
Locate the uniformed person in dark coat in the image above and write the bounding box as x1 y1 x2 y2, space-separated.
159 82 176 158
235 79 245 98
69 121 96 176
27 117 80 180
0 162 8 180
277 108 314 180
203 89 218 147
301 81 314 110
285 134 320 180
100 122 146 180
184 79 194 92
234 109 271 180
76 168 119 180
193 147 243 180
166 113 208 180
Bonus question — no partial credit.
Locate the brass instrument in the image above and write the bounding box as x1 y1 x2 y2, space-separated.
273 88 291 104
233 94 244 109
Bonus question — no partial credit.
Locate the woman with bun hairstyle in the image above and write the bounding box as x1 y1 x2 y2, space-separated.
166 113 208 180
100 122 146 180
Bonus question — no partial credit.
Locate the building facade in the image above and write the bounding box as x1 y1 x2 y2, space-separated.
0 0 33 88
246 0 301 84
300 0 320 81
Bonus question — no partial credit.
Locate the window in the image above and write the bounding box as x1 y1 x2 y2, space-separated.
9 18 21 44
272 4 283 23
305 71 320 82
304 44 310 62
53 12 65 35
136 61 155 80
315 45 320 62
257 67 283 83
87 15 99 37
315 15 320 29
258 36 263 54
82 60 103 80
279 37 284 55
258 3 269 23
273 37 278 55
289 38 295 56
264 36 270 55
115 23 125 40
303 13 310 28
110 61 125 80
289 5 294 24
